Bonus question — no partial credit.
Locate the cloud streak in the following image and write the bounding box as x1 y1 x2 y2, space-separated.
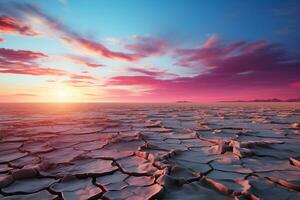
126 67 177 78
63 73 97 87
0 48 67 76
65 55 104 68
124 36 167 57
0 15 38 36
0 48 47 62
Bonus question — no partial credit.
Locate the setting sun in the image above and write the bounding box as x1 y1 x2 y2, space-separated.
51 86 75 102
56 90 68 101
47 85 87 102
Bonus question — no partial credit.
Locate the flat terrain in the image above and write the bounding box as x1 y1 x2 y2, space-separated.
0 103 299 200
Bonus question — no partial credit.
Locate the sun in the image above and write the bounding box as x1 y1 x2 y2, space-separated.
48 85 84 102
57 90 67 100
54 89 70 102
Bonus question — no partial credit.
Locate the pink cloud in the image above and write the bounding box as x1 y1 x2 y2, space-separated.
61 37 141 62
69 74 95 80
45 73 97 87
126 67 177 78
63 73 97 87
107 75 162 87
289 82 300 88
65 55 104 68
124 36 167 57
104 89 133 96
63 79 95 87
0 38 4 42
0 48 67 76
0 15 38 36
0 66 67 76
87 89 133 98
202 35 220 48
175 36 300 78
0 48 47 62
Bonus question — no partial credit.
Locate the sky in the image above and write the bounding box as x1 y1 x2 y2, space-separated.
0 0 299 102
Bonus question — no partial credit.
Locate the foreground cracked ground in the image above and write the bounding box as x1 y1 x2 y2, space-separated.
0 103 299 200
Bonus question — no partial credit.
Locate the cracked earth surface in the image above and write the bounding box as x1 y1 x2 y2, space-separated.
0 103 299 200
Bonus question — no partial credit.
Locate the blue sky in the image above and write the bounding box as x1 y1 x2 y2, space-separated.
2 0 299 49
36 0 299 44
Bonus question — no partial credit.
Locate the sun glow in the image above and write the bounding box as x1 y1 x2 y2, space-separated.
51 86 74 102
56 90 68 101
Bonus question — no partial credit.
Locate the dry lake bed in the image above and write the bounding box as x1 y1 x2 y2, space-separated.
0 103 299 200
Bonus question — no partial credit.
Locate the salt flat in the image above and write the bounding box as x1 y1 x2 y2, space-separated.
0 103 299 200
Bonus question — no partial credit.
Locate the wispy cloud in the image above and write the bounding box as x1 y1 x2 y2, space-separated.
0 15 39 36
126 67 177 79
64 55 104 68
124 36 167 57
0 48 47 62
175 36 299 78
63 73 97 87
0 48 67 76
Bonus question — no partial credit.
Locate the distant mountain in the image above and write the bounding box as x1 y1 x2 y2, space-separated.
221 98 300 102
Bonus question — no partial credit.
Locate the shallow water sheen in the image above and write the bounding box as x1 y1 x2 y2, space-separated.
0 103 299 199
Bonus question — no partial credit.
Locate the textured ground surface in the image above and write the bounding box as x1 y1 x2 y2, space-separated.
0 103 299 200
